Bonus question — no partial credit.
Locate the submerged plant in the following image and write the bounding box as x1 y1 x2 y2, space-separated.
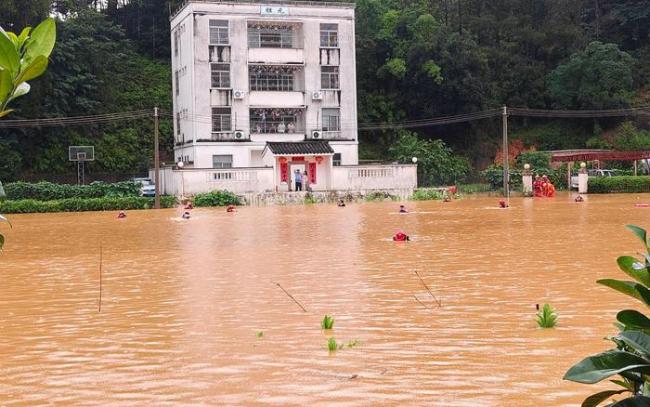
346 340 360 348
536 304 558 328
321 315 334 330
327 337 338 352
564 225 650 406
256 331 263 339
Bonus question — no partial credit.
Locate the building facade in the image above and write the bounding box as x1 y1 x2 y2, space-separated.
165 0 416 196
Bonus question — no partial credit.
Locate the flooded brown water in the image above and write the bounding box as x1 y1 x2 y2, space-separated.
1 193 650 406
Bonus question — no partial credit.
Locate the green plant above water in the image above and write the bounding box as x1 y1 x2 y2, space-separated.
256 331 263 339
327 337 338 352
321 315 334 330
536 304 558 328
564 225 650 406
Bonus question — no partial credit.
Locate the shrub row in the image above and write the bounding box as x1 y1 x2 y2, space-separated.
410 189 444 201
193 190 241 207
588 176 650 193
4 181 142 201
0 196 176 213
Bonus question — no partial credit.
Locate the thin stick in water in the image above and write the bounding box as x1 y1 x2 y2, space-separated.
414 294 431 310
273 282 307 313
98 243 103 313
414 270 442 307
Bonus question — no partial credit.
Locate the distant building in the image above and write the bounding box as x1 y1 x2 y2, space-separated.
162 0 416 196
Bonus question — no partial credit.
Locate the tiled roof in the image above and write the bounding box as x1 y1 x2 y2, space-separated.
266 141 334 155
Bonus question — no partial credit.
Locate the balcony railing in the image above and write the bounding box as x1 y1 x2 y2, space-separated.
305 131 353 141
197 132 251 142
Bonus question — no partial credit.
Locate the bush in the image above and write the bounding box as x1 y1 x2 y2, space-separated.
0 196 175 213
589 176 650 193
193 190 241 207
410 189 444 201
364 191 398 201
4 181 141 201
482 165 568 190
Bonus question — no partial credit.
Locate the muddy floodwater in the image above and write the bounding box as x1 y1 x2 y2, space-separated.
2 193 650 406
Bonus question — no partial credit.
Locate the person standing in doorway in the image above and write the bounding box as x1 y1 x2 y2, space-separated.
303 170 311 192
294 169 303 191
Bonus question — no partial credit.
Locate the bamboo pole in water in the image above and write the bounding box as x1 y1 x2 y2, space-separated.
273 282 307 313
414 270 442 307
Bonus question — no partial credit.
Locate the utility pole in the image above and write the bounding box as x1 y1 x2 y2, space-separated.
502 105 509 203
154 106 161 209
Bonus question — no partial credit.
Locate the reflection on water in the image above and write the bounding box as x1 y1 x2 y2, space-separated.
1 193 650 405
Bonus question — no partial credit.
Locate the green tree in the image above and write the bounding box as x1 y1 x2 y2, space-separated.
390 131 470 186
547 41 635 109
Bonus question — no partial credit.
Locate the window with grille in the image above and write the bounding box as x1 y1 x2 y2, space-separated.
248 27 294 48
212 107 232 132
211 64 230 88
321 66 339 89
322 108 340 131
173 30 179 56
176 112 180 135
212 155 233 169
320 23 338 47
209 20 229 45
174 70 179 95
250 71 294 91
333 153 341 166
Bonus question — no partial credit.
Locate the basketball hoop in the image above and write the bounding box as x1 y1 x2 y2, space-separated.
69 146 95 185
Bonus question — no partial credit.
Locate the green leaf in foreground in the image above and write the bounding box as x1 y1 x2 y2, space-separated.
581 389 628 407
564 350 650 384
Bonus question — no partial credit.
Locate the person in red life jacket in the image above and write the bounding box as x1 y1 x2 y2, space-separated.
226 205 236 213
443 194 451 202
117 211 127 219
533 175 543 197
449 185 457 196
399 204 408 213
393 231 410 241
541 176 556 197
184 201 193 210
574 195 584 202
499 199 508 208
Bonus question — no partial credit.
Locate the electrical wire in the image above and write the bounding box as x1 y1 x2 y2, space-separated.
0 110 155 129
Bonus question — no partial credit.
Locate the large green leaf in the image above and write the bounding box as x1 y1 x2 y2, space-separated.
0 30 20 75
15 55 48 84
598 279 650 306
618 256 650 287
564 350 650 384
16 27 31 51
0 68 14 103
617 330 650 356
7 82 30 103
612 396 650 406
582 389 629 407
23 18 56 63
626 225 649 250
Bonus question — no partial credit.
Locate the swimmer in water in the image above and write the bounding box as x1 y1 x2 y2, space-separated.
117 211 126 219
182 211 191 219
499 199 508 208
184 202 193 210
443 194 451 203
226 205 236 213
337 199 346 207
393 231 410 242
575 195 584 202
399 205 408 213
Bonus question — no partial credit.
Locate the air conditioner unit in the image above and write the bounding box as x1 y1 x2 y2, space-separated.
312 91 323 101
311 130 322 139
234 130 246 140
233 90 246 99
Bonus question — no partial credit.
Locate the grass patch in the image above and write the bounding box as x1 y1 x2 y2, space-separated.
536 304 558 328
327 337 338 352
256 331 264 339
364 191 398 202
588 176 650 193
193 190 241 207
0 196 176 213
410 189 444 201
321 315 334 330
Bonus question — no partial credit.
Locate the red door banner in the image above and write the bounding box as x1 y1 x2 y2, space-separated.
309 162 317 184
280 162 289 182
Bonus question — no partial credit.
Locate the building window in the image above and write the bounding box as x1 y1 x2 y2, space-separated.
213 155 233 169
212 107 232 132
209 20 229 45
248 26 294 48
250 71 294 91
250 108 303 134
176 112 181 135
173 30 179 57
333 153 342 166
321 66 339 89
174 70 179 95
320 23 338 47
322 108 340 131
211 63 230 88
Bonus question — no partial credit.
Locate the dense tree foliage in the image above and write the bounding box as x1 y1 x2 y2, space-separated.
0 0 648 182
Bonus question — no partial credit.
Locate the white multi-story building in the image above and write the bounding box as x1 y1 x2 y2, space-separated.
162 0 416 196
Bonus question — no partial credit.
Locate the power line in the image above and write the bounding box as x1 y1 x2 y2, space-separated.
0 110 154 129
509 106 650 118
